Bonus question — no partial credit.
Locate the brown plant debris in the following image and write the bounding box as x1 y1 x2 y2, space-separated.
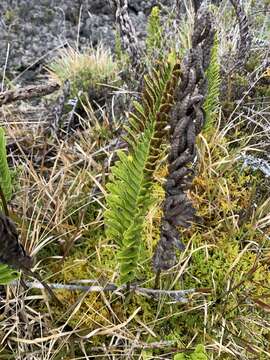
112 0 142 69
230 0 251 71
0 82 60 107
0 212 61 304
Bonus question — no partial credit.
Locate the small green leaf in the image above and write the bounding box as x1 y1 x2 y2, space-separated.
0 264 19 285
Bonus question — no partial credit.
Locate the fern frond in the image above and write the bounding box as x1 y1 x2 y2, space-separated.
0 128 12 203
128 62 180 175
105 61 181 284
105 129 152 282
106 129 152 236
203 34 221 130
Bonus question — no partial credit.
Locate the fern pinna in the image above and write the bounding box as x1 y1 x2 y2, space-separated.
0 127 12 203
203 34 220 130
105 61 180 283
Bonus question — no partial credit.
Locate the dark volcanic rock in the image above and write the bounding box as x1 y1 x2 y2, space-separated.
0 0 173 77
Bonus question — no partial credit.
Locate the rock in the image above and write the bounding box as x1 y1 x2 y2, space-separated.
0 0 174 79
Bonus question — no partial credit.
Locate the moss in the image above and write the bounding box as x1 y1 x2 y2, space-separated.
182 234 270 294
222 100 235 115
245 53 261 73
3 9 16 23
233 73 249 87
255 84 270 99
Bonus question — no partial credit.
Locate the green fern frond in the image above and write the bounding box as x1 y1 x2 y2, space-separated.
105 129 152 283
125 61 180 174
105 61 181 283
0 128 12 203
203 34 221 131
0 264 19 285
146 6 163 55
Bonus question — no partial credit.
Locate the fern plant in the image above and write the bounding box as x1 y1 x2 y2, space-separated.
203 34 221 131
105 61 180 283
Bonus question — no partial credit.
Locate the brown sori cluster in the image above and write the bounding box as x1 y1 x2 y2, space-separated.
153 10 215 272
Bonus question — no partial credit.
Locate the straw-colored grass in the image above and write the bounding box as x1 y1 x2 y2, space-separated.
47 44 121 99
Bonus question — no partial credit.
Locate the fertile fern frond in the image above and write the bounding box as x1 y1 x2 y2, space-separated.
203 34 221 131
125 62 180 171
0 128 12 203
105 62 180 283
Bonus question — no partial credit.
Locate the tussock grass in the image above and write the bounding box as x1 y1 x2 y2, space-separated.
47 44 121 100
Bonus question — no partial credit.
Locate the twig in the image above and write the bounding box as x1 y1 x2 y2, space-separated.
90 340 186 351
12 280 210 303
0 83 60 106
22 268 63 306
